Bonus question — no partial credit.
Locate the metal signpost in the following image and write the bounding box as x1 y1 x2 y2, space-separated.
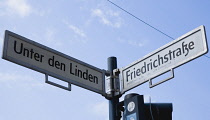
120 25 208 93
2 30 106 95
1 25 208 120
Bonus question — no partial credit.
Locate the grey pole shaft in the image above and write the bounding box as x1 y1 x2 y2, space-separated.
108 57 120 120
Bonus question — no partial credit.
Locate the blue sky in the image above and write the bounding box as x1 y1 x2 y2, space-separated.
0 0 210 120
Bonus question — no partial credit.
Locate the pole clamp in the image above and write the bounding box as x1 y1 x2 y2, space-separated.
105 69 121 96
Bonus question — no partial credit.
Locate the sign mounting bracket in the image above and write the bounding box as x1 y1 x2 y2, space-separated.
149 69 174 88
45 74 72 91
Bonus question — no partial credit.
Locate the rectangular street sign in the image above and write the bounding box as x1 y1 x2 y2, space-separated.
120 25 208 93
2 30 105 95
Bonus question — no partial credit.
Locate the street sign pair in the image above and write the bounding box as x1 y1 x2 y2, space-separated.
2 25 208 96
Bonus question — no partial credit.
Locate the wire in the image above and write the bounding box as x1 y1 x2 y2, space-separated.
149 96 154 120
107 0 210 59
204 55 210 58
107 0 174 40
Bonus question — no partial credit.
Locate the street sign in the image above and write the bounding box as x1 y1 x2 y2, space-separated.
120 25 208 93
2 30 105 95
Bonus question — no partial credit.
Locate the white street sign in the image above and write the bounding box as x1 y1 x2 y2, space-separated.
120 25 208 93
2 30 105 95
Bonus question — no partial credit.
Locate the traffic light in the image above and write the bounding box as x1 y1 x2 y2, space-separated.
121 93 173 120
123 93 146 120
144 103 173 120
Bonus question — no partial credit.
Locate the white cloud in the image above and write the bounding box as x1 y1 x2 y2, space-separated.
45 28 55 42
62 20 88 44
44 28 63 47
0 0 48 17
63 20 87 38
0 73 33 82
0 72 45 89
118 38 145 47
92 9 122 28
68 25 86 38
89 101 109 120
0 34 3 47
33 8 51 17
128 40 144 47
0 0 32 17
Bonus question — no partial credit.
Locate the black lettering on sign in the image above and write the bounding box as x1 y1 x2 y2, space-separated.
125 41 195 81
14 40 44 62
69 63 98 84
48 56 66 71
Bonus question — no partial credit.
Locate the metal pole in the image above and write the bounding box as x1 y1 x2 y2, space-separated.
108 57 120 120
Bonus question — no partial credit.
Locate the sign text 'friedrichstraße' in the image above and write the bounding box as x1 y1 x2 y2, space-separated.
125 41 194 81
120 25 208 93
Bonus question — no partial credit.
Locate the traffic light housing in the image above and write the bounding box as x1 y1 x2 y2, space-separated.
121 93 173 120
144 103 173 120
123 94 146 120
